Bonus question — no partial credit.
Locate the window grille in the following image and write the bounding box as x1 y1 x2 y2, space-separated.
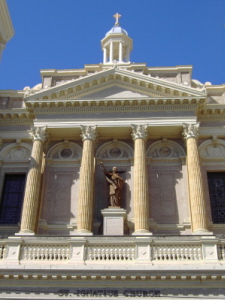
207 172 225 223
0 174 26 224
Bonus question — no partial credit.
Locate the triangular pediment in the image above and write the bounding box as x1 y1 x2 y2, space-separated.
78 86 150 99
25 67 207 103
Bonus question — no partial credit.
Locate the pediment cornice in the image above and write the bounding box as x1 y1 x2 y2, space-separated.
24 68 206 103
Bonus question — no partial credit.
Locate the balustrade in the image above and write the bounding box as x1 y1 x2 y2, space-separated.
20 244 70 261
0 237 223 263
86 244 135 261
152 244 202 261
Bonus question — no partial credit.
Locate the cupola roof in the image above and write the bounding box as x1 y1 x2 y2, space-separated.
105 24 128 37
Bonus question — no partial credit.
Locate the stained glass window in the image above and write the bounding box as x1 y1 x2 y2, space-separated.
0 174 26 224
207 172 225 223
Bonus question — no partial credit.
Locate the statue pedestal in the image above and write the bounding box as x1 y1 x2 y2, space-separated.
101 207 126 236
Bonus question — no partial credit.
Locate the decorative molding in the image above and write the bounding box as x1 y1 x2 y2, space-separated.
182 123 199 140
147 140 186 165
96 140 133 159
26 97 205 111
80 125 98 141
45 142 82 167
0 142 32 161
30 126 48 142
131 124 148 141
199 139 225 164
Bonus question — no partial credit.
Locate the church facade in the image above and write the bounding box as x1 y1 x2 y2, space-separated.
0 14 225 299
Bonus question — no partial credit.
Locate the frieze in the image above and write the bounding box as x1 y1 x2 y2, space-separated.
30 103 199 112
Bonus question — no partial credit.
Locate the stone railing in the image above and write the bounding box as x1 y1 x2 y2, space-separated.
86 244 135 261
152 244 202 261
20 244 70 261
0 236 222 263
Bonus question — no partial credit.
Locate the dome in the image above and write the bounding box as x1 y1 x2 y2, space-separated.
105 24 128 37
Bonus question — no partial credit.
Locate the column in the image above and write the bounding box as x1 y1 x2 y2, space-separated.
131 124 151 235
126 46 130 62
110 42 114 63
19 127 47 235
119 42 123 62
77 126 97 235
183 124 209 234
103 47 107 64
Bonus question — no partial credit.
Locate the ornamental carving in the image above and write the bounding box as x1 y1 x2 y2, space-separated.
131 124 148 141
152 146 179 158
80 125 98 141
199 140 225 161
182 123 199 140
30 126 48 142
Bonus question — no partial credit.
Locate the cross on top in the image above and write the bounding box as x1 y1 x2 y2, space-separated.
113 13 121 25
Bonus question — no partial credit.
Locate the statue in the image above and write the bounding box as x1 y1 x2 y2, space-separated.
100 162 125 207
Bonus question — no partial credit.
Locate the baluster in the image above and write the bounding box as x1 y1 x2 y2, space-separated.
93 246 97 260
66 246 70 260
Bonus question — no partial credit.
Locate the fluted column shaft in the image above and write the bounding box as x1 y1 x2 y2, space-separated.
20 127 47 234
131 125 150 234
183 124 208 233
77 126 97 234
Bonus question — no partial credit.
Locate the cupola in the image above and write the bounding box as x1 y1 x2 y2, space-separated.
101 13 133 64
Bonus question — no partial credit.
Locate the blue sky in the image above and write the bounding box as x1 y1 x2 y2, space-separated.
1 0 225 90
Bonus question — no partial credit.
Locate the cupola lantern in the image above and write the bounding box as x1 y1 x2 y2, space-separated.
101 13 133 64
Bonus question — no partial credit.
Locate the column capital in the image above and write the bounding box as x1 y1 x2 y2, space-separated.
131 124 148 141
30 126 48 142
182 123 199 140
80 125 98 141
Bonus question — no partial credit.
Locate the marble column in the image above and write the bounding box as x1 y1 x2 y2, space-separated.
77 125 97 235
119 42 123 62
19 127 47 235
183 123 209 234
131 124 151 235
103 47 107 64
110 42 114 63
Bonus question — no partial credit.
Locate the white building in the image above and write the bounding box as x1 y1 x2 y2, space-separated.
0 13 225 300
0 0 14 59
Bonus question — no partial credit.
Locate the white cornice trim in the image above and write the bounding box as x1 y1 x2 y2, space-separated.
0 0 14 42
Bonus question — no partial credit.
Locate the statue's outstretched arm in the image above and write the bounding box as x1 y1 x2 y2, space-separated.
100 162 110 176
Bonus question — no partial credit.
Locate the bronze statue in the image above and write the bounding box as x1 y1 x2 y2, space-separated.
100 162 125 207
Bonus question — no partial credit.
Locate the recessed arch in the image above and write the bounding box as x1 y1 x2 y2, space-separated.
0 142 32 161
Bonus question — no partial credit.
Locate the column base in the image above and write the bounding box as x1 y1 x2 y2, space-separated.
76 229 93 236
193 229 213 235
132 229 152 236
15 230 35 236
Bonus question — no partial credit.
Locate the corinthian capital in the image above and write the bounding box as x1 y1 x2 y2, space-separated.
131 124 148 141
80 125 98 141
182 123 199 140
30 126 48 142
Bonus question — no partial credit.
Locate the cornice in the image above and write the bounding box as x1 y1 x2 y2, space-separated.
26 97 205 111
25 68 206 101
0 0 14 43
0 109 33 120
0 90 25 97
